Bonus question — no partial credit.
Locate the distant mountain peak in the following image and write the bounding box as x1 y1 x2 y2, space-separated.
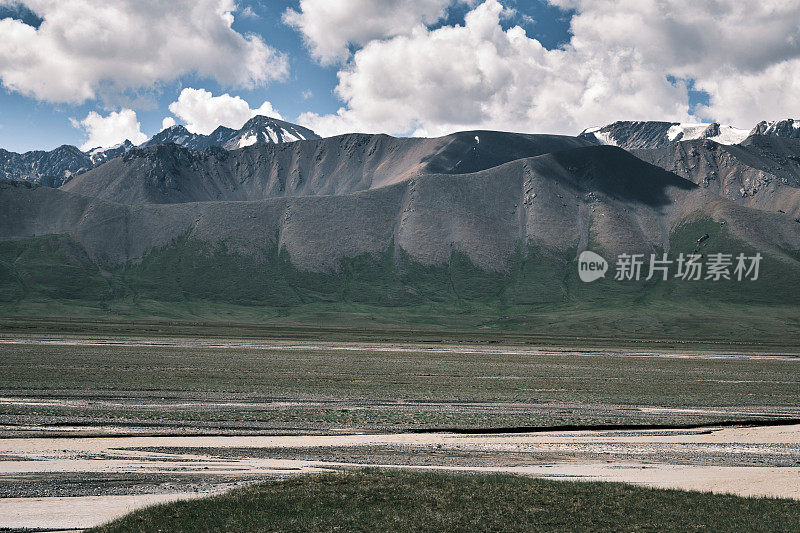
228 115 320 149
88 139 134 154
241 114 278 127
210 125 236 136
750 119 800 138
0 143 92 187
160 124 191 136
579 120 750 150
143 116 320 151
144 125 201 149
88 139 136 166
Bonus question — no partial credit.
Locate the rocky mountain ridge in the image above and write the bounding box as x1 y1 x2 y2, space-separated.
5 117 800 190
580 119 800 150
0 144 91 187
143 116 319 152
579 121 750 150
60 131 590 204
0 116 320 186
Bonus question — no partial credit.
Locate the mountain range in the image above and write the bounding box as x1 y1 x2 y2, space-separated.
3 116 798 190
578 120 800 150
0 116 319 186
1 116 800 338
143 116 319 151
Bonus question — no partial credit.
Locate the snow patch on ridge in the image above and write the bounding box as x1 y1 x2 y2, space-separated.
710 125 750 145
582 129 614 146
581 121 750 149
237 133 257 148
667 123 748 145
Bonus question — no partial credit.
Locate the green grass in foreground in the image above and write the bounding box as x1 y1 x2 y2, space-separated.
91 470 800 533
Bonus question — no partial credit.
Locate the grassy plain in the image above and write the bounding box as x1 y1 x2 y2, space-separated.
1 339 797 433
91 470 800 533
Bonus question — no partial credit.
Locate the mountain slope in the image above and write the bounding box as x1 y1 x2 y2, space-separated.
633 136 800 216
60 132 592 204
3 134 800 336
6 145 798 273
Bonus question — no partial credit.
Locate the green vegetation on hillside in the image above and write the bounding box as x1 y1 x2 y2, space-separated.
1 216 799 342
91 470 800 533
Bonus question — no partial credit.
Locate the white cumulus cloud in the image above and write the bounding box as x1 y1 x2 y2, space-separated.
0 0 289 104
299 0 689 137
297 0 800 137
694 60 800 127
161 116 176 130
551 0 800 128
167 87 283 135
284 0 457 65
72 108 147 150
161 117 175 131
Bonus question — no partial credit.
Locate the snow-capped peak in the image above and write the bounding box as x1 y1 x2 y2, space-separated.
142 116 321 152
667 123 749 145
226 115 320 149
750 119 800 139
579 121 749 150
87 139 135 165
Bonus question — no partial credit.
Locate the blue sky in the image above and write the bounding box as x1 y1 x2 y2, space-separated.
1 0 793 153
0 1 335 151
0 0 574 152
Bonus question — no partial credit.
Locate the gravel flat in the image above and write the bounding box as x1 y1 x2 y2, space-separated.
0 424 798 530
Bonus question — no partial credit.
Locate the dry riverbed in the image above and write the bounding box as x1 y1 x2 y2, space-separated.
0 424 799 530
1 336 799 530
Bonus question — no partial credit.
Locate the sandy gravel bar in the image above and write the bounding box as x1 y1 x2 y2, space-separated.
0 424 798 529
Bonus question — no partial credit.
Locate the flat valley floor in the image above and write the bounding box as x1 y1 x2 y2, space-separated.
0 334 799 530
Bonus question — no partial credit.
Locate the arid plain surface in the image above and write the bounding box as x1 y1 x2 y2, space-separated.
0 335 799 530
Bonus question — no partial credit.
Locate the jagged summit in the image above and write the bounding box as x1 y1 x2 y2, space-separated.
88 139 135 165
0 144 91 187
580 118 800 151
144 125 199 148
750 119 800 138
230 115 320 149
0 117 321 186
579 121 750 150
143 116 320 151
